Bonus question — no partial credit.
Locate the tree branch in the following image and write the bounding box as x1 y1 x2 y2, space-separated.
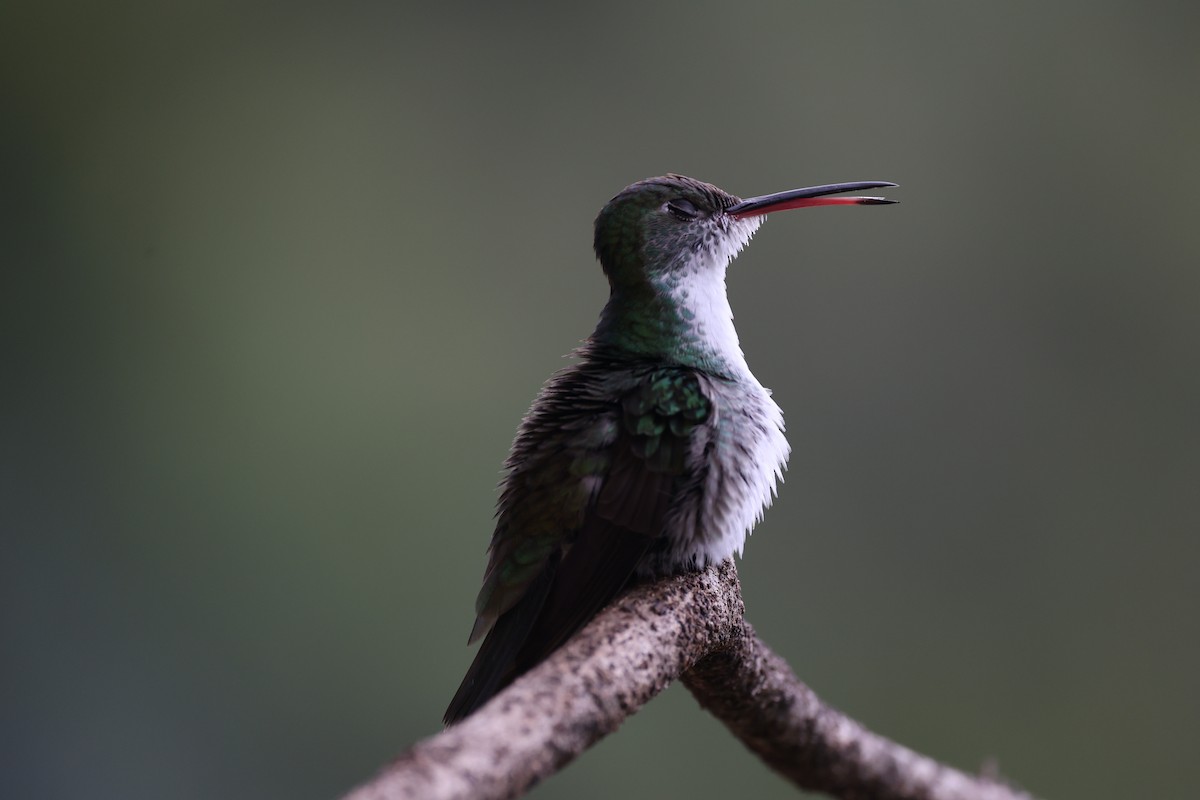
684 627 1028 800
341 562 1034 800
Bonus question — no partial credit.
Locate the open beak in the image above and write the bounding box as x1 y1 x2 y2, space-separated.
725 181 898 219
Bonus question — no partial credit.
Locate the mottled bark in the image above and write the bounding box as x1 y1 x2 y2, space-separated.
684 628 1029 800
341 562 1033 800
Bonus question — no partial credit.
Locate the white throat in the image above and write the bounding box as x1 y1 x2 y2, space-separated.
664 215 763 378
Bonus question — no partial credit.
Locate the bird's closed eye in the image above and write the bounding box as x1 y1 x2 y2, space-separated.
665 199 699 220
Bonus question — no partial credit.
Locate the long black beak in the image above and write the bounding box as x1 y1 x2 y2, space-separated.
725 181 898 219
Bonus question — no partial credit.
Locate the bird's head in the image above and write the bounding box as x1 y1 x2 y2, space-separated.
593 174 896 291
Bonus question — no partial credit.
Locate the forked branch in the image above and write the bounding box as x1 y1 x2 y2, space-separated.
340 562 1033 800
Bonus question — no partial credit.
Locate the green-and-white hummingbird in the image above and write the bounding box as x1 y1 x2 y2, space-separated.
444 174 896 724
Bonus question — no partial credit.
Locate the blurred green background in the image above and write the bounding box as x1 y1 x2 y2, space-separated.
4 2 1199 798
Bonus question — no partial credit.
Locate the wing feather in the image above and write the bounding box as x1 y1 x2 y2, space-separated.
443 362 712 724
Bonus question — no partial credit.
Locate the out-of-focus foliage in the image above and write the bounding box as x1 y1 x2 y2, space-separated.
3 2 1198 799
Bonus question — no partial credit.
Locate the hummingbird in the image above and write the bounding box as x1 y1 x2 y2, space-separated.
444 174 896 724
